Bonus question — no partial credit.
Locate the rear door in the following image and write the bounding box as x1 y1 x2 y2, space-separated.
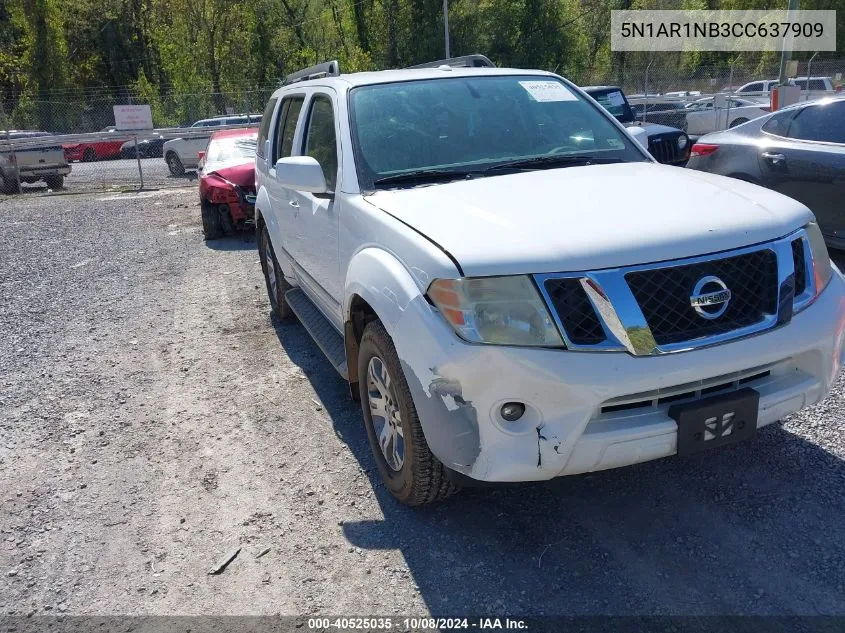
264 93 306 269
758 101 845 243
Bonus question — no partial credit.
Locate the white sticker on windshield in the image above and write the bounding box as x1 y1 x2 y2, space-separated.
519 81 578 102
608 91 625 106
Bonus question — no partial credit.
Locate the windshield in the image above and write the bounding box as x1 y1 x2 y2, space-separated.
349 75 647 189
206 134 257 165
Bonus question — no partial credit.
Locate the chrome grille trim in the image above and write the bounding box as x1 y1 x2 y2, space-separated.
534 228 812 356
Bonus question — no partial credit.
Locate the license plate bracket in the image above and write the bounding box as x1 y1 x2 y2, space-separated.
669 387 759 457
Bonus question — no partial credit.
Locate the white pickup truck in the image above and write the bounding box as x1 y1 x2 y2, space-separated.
254 59 845 505
0 131 71 193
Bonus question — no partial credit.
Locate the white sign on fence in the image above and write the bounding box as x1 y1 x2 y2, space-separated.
113 105 153 131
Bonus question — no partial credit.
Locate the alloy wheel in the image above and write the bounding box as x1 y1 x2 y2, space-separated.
366 356 405 471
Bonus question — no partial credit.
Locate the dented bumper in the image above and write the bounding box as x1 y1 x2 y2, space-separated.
394 272 845 483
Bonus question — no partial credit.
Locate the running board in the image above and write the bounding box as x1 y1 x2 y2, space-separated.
285 288 348 379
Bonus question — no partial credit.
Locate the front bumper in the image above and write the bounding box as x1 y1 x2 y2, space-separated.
396 272 845 483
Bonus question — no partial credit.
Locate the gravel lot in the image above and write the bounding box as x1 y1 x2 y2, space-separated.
1 189 844 619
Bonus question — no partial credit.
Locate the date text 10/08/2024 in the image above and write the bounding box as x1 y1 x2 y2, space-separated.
307 617 529 630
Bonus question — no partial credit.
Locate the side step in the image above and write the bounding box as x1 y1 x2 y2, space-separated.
285 288 348 379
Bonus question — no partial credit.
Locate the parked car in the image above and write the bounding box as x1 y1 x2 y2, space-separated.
583 86 690 164
687 97 845 249
163 114 261 176
733 79 781 101
120 134 165 158
198 127 258 239
255 59 844 505
684 96 770 135
0 130 71 193
790 76 836 99
63 126 127 162
664 90 701 98
629 101 688 129
732 77 835 104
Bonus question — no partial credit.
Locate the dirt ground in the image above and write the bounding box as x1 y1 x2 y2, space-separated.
1 188 844 619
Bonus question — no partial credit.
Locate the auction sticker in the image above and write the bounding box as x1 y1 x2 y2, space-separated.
519 80 578 102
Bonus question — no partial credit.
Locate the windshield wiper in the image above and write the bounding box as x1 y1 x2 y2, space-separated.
373 169 477 187
484 155 625 173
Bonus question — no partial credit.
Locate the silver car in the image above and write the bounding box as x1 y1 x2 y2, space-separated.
686 97 845 249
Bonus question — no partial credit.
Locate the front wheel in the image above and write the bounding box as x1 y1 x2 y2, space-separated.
200 200 224 240
166 152 185 177
358 321 459 506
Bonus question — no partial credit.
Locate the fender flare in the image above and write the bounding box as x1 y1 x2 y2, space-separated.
344 247 429 340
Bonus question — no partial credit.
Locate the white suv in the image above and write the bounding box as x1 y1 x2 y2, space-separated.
163 114 261 176
254 59 845 505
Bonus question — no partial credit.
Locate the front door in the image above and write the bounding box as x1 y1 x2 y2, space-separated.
289 91 342 322
758 101 845 244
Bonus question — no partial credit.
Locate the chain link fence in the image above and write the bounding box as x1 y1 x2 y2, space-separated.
2 60 844 197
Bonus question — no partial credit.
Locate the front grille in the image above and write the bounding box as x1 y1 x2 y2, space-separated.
600 370 771 414
792 238 807 296
543 278 605 345
647 134 686 164
625 249 779 346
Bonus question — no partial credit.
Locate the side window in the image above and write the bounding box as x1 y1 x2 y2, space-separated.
302 95 339 192
809 79 827 91
785 102 845 144
256 98 278 158
273 97 304 164
741 82 763 93
761 110 796 136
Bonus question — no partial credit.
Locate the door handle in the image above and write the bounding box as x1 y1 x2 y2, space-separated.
288 200 300 208
762 152 786 164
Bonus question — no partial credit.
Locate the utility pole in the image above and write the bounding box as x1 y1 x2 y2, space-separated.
443 0 450 58
778 0 801 86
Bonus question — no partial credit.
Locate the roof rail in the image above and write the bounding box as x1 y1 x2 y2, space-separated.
407 54 495 70
283 60 341 85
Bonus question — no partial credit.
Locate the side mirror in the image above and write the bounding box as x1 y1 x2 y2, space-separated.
275 156 327 194
626 125 650 151
197 150 206 161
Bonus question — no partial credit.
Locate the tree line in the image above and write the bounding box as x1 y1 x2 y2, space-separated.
1 0 843 131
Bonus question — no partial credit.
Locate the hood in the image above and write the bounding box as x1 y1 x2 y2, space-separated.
206 161 255 188
364 162 812 277
627 121 684 136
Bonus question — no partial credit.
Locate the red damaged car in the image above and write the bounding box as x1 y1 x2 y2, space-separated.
63 126 127 162
198 128 258 240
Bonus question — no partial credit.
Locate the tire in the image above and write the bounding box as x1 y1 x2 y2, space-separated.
166 152 185 177
82 147 96 162
358 320 459 506
729 118 749 129
44 175 64 190
200 199 224 240
218 204 235 236
257 223 294 320
0 170 20 195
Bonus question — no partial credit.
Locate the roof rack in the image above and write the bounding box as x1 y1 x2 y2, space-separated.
283 60 341 85
407 54 495 70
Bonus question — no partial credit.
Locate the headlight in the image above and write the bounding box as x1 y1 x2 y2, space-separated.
677 135 688 150
427 276 564 346
806 221 833 295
